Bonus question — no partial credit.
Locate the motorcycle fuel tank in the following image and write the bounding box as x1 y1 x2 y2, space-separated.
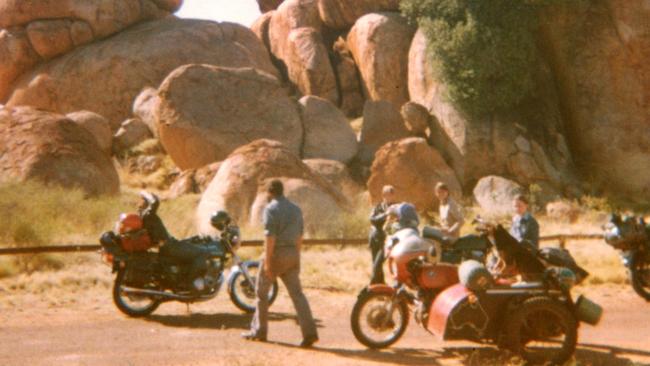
417 263 459 290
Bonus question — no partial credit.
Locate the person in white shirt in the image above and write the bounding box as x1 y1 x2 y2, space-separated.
434 182 464 240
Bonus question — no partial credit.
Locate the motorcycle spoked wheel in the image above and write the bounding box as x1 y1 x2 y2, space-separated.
228 262 278 313
504 296 577 365
350 290 409 349
630 251 650 301
113 267 161 317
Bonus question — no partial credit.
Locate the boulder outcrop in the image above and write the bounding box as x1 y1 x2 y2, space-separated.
367 137 461 212
408 28 577 193
347 12 414 108
6 18 278 125
299 96 357 163
257 0 285 13
472 176 523 217
268 0 338 103
155 65 303 170
317 0 400 30
65 110 113 154
0 0 181 101
196 139 347 234
303 158 364 199
539 0 650 196
0 106 119 195
358 100 409 164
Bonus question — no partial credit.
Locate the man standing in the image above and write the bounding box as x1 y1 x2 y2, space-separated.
510 194 540 249
242 180 318 348
368 185 396 284
434 182 464 240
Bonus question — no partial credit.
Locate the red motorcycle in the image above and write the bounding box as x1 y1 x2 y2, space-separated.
350 224 601 364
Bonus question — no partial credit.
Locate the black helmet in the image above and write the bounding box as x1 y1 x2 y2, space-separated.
210 210 231 231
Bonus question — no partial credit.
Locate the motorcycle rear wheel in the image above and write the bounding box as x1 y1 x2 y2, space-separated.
228 262 278 313
113 268 161 317
630 251 650 301
350 289 409 349
504 296 577 365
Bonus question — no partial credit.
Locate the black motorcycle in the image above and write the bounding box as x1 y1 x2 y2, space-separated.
99 196 278 317
604 213 650 301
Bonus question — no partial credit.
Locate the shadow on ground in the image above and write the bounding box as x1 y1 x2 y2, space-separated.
266 343 649 365
144 312 324 330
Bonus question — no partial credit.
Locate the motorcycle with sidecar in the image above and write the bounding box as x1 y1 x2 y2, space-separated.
351 223 601 365
604 213 650 301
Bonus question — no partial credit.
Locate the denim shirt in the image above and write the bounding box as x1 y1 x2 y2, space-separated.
263 196 304 247
510 212 540 248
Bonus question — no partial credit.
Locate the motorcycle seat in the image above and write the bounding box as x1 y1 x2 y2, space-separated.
510 281 544 289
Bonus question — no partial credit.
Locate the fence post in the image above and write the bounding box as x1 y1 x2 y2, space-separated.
559 236 566 249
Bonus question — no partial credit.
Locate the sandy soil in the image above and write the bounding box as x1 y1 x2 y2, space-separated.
1 266 649 366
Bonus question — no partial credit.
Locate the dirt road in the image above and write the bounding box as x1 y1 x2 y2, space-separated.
1 280 649 366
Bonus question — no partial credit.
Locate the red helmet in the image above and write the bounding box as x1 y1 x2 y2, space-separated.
116 213 143 234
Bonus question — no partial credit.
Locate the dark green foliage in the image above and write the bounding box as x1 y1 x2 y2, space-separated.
400 0 565 117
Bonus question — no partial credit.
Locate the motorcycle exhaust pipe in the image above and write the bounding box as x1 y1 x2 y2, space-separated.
121 286 216 301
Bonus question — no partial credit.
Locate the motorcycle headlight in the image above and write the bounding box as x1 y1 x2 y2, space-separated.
555 267 577 290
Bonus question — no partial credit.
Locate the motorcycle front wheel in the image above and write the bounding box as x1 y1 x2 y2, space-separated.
504 296 577 365
630 251 650 301
228 262 278 313
113 268 161 317
350 289 409 349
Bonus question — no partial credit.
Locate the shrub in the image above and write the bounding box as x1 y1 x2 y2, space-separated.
400 0 570 117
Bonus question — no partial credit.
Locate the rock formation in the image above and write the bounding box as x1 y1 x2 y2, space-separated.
196 139 347 234
6 18 278 125
155 65 303 170
367 137 461 212
0 106 119 195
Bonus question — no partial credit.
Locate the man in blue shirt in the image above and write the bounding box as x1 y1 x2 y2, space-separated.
242 180 318 348
510 194 540 249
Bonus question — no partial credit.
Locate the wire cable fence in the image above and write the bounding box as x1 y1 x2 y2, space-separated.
0 234 604 256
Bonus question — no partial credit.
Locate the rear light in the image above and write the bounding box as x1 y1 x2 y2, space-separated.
102 252 114 264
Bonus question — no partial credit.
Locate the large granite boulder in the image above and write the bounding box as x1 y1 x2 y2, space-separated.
539 0 650 197
167 162 222 199
196 139 346 234
257 0 285 13
299 95 357 163
155 65 303 170
268 0 338 103
113 118 152 154
132 87 160 137
472 176 524 217
347 12 415 108
303 158 364 199
6 18 278 125
284 27 339 103
0 106 119 195
0 0 181 101
65 110 113 154
317 0 400 30
367 137 461 212
251 11 274 51
249 177 344 236
358 100 409 164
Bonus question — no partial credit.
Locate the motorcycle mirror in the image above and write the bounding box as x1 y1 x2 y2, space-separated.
428 245 437 257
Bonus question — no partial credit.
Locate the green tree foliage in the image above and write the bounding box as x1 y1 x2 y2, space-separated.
401 0 563 117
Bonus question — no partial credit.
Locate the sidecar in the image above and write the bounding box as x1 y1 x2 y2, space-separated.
426 278 602 364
